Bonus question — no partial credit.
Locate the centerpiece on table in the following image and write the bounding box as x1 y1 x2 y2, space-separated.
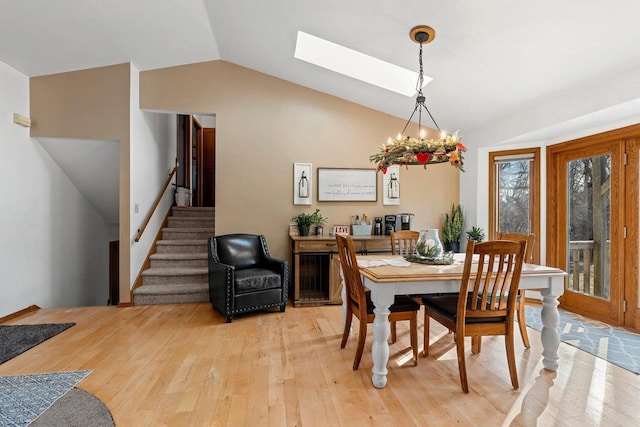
406 229 453 265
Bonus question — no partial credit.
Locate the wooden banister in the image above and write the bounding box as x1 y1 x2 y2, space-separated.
135 167 178 242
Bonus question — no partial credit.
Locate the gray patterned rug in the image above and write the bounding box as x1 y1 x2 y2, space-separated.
0 370 91 426
525 305 640 374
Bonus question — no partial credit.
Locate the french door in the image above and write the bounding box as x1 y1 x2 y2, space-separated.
625 136 640 330
548 124 640 329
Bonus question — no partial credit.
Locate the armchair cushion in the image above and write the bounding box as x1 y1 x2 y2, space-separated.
235 268 282 293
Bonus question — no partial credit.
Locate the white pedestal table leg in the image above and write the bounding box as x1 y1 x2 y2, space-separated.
369 286 394 388
540 283 562 371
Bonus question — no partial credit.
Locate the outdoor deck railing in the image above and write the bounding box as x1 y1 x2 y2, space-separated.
568 239 610 298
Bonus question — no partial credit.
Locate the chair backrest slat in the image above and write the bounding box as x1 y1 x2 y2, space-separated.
390 230 420 255
460 240 526 319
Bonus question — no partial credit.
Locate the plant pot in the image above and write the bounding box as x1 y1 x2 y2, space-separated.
298 223 311 236
443 241 460 253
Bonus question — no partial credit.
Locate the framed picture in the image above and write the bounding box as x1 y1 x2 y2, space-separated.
382 165 400 205
293 163 312 205
317 168 377 202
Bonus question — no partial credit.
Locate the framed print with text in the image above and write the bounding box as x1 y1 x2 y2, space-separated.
317 168 377 202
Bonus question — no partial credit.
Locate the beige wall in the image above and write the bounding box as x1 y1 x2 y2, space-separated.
30 63 132 303
140 60 459 259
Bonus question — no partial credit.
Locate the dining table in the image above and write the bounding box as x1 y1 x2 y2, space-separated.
345 253 567 389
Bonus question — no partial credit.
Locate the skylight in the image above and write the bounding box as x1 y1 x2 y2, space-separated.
294 31 431 97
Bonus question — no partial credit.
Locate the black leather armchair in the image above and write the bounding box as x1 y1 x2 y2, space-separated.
208 234 288 323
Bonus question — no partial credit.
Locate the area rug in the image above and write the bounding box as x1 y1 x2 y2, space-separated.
525 305 640 374
0 323 75 365
30 387 115 427
0 370 90 426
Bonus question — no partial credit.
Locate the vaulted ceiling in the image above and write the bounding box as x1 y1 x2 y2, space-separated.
3 0 640 135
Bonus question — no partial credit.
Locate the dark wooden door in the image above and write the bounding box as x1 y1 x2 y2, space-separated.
108 240 119 306
202 128 216 207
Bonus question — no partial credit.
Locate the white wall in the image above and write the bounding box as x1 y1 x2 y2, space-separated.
0 60 114 316
460 62 640 256
129 64 176 285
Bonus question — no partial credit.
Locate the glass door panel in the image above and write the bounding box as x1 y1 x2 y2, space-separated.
567 155 611 300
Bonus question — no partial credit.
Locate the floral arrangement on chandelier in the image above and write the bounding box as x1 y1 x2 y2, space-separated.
370 131 467 173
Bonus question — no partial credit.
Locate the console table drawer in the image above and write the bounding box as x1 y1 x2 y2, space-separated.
295 239 363 253
365 239 392 253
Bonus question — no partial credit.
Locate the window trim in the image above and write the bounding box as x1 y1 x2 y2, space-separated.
488 147 541 263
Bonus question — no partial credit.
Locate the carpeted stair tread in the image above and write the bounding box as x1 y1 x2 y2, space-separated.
157 239 208 244
154 240 208 254
142 267 207 276
150 253 208 260
156 239 207 247
162 227 214 233
167 217 215 228
134 282 208 295
171 207 215 217
161 228 215 240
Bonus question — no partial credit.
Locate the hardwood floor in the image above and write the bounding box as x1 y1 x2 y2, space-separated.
1 303 639 426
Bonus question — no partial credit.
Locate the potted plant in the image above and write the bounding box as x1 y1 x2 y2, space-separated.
291 209 325 236
310 209 327 235
442 204 464 252
466 226 485 242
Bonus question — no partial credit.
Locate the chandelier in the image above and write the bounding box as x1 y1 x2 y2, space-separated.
370 25 466 173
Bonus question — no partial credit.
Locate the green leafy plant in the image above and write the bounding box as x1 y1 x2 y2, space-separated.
466 226 485 242
442 204 464 244
310 209 327 226
291 209 325 236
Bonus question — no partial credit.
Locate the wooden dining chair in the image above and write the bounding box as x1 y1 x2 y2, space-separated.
497 232 535 349
389 230 421 341
336 234 420 370
390 230 420 255
422 240 527 393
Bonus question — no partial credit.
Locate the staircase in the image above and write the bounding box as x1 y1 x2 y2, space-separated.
134 206 214 305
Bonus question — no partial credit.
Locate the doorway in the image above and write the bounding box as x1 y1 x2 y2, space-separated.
547 123 640 330
176 114 215 207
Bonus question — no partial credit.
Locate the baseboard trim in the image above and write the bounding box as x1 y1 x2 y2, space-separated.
0 304 41 323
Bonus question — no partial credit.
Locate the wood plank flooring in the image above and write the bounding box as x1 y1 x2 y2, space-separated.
1 303 639 426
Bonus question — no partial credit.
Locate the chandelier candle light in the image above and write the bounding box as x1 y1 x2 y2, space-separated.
370 25 466 173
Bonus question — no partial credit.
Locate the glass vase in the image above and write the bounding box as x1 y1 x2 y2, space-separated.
416 229 444 259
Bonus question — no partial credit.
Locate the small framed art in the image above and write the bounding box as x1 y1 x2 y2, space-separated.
382 165 400 205
294 163 312 205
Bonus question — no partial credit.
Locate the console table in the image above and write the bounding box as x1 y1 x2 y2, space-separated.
290 235 391 307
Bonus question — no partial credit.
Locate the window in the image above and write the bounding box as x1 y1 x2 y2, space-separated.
489 148 540 262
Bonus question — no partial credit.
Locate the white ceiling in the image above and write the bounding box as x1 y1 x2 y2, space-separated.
3 1 640 223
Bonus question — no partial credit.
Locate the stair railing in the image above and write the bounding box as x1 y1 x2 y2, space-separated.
135 166 178 242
